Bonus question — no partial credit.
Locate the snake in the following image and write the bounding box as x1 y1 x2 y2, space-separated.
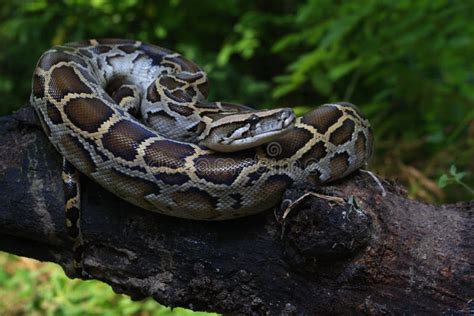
30 39 373 273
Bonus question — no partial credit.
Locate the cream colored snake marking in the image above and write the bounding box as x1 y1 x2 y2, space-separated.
31 39 373 275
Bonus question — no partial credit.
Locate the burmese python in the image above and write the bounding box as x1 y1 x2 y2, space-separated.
31 39 373 273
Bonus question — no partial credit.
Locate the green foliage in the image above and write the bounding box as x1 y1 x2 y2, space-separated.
272 1 474 145
438 165 474 195
0 253 217 315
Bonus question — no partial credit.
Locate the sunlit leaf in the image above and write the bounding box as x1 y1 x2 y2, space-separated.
328 59 360 81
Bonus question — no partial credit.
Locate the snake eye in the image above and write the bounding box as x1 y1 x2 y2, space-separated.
248 114 260 124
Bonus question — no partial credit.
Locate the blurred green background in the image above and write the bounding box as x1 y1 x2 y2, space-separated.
0 0 473 315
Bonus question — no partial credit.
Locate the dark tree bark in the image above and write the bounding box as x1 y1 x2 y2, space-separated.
0 106 472 315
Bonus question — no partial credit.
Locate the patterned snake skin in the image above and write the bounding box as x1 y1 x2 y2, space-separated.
30 39 373 221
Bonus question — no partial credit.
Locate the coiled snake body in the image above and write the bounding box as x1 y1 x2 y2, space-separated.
31 39 373 270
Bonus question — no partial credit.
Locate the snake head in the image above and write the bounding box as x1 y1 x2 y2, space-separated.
199 108 296 152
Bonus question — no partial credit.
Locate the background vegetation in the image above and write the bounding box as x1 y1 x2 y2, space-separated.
0 0 472 315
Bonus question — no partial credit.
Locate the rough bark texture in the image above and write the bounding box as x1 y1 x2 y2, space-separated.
0 106 472 315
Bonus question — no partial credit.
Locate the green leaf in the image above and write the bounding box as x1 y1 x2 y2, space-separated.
217 44 233 66
328 59 361 81
292 106 313 116
449 165 457 176
438 174 449 188
271 33 301 52
272 78 303 99
454 172 466 182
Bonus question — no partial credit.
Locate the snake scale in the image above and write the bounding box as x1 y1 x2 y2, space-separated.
30 39 373 273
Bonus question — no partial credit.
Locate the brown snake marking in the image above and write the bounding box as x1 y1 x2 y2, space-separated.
30 39 373 274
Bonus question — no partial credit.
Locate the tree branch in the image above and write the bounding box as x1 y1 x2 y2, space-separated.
0 106 472 315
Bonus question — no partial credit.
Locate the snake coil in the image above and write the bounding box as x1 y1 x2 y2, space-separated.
31 39 373 221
